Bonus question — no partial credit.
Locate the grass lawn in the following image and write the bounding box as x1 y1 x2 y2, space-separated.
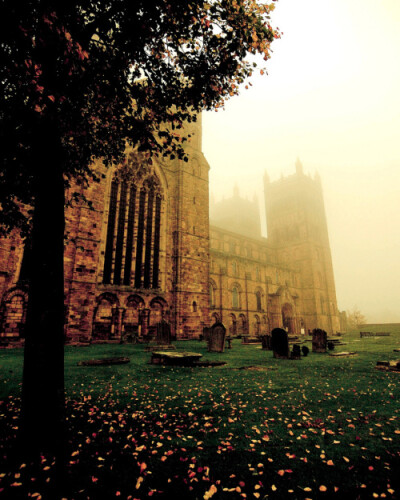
1 326 400 499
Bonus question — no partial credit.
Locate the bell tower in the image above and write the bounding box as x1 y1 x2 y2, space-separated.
264 160 340 334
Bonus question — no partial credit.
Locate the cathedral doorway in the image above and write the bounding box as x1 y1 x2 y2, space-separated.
281 303 295 333
238 314 247 336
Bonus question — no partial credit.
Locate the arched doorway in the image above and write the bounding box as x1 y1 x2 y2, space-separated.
282 303 295 333
238 314 247 336
253 315 261 335
228 313 237 337
123 295 145 340
0 288 28 340
262 315 268 335
92 293 119 340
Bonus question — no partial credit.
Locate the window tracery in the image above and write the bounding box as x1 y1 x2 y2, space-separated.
102 155 163 289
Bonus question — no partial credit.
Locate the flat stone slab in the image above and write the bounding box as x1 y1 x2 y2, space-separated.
77 357 130 366
329 351 357 357
375 361 400 372
328 339 347 346
238 365 269 371
151 351 203 366
194 361 226 367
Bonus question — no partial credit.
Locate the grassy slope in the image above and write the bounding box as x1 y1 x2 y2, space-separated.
1 326 400 499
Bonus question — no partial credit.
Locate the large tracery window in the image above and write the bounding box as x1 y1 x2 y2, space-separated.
102 158 163 289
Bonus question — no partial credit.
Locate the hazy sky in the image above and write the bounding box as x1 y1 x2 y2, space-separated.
202 0 400 323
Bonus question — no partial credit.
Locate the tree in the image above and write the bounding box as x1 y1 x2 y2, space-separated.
0 0 279 458
347 307 367 330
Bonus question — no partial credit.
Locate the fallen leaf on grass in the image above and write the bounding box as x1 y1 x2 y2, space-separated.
204 484 217 499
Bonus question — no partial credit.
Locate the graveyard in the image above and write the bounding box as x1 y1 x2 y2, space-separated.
1 325 400 499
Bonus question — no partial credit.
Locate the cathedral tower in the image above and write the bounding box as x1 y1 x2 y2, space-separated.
264 160 340 334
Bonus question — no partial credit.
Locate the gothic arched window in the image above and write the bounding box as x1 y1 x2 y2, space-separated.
102 158 163 289
256 291 262 311
209 283 216 308
232 287 239 308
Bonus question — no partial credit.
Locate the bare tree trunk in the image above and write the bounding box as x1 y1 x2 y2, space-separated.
20 146 65 460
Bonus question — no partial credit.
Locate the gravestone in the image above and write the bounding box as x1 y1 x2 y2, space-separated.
156 320 171 346
208 322 226 353
302 345 309 357
271 328 289 359
260 335 272 351
202 326 211 342
312 328 327 353
291 344 301 360
145 320 175 351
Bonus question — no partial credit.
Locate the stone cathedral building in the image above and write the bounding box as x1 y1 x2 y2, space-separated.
0 116 341 343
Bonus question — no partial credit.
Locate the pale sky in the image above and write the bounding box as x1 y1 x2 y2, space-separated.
203 0 400 323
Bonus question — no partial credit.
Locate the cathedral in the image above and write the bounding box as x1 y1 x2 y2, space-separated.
0 115 341 343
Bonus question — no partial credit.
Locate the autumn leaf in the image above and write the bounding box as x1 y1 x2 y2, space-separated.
204 484 217 499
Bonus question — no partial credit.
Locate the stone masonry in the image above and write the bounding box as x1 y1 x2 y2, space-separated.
0 121 341 342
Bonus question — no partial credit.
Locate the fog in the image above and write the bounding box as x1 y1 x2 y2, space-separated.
203 0 400 323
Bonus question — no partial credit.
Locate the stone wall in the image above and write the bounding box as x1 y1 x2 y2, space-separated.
0 135 340 341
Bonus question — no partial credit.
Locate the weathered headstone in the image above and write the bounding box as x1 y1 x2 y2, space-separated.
302 345 309 357
291 344 301 359
208 322 226 353
271 328 289 359
312 328 327 353
260 334 272 350
156 320 171 346
145 320 175 351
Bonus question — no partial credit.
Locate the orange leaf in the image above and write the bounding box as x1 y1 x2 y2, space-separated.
204 484 218 499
